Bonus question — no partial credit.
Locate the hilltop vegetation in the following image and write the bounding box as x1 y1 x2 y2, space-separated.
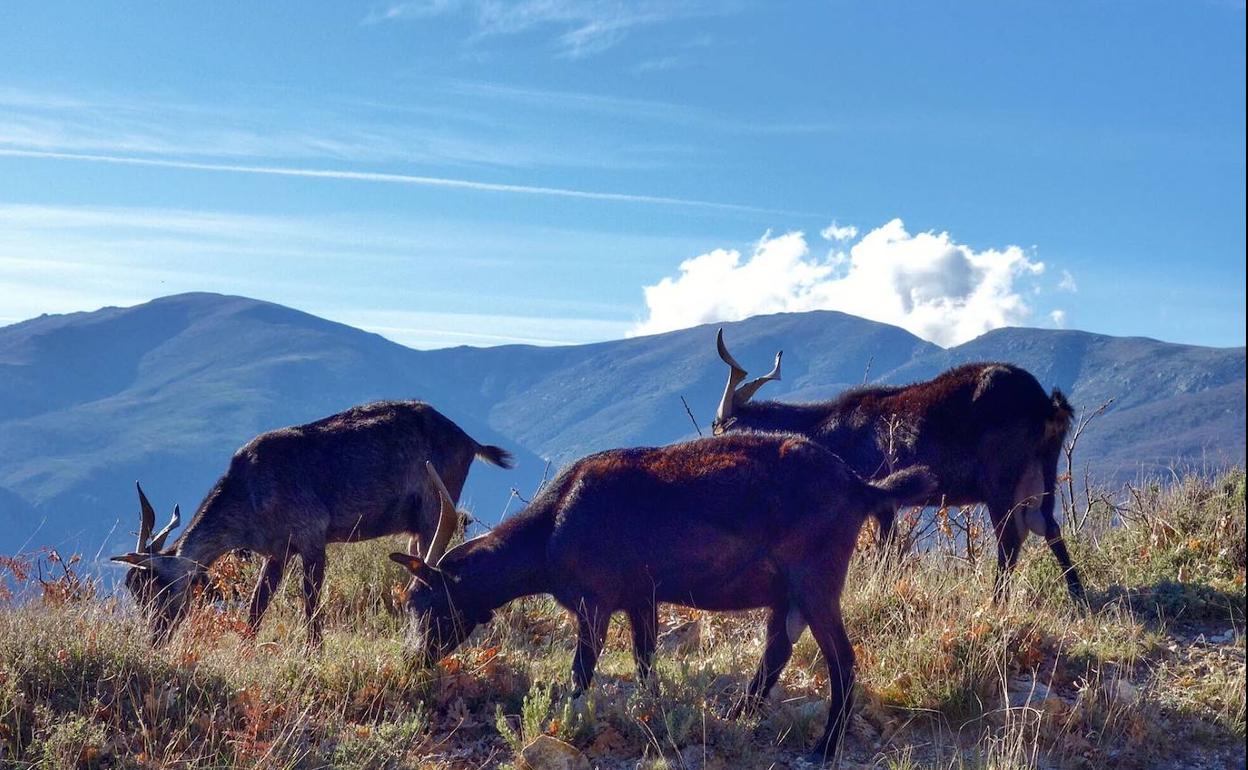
1 471 1243 769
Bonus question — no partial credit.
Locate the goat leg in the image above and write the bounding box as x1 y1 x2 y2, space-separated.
570 600 610 696
246 554 288 638
1044 525 1086 602
989 501 1024 601
301 549 327 649
728 605 795 720
874 506 897 548
627 602 660 695
798 593 855 765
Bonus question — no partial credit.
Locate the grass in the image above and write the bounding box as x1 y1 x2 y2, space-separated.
0 469 1243 769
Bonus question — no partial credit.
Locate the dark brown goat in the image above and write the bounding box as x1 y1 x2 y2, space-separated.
711 329 1083 600
391 434 935 763
109 400 512 645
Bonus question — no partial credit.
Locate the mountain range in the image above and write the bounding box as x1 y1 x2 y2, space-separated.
1 293 1242 559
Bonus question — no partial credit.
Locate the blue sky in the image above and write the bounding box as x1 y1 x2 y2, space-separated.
1 1 1243 348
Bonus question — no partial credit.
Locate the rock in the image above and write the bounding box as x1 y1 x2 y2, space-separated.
1008 678 1051 708
586 726 626 758
849 712 878 740
1102 678 1139 705
1209 629 1235 644
518 735 589 770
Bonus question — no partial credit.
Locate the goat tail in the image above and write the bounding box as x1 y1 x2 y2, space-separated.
475 443 515 469
871 465 939 508
1045 388 1074 445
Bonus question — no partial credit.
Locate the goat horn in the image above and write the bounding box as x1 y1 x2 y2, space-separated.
716 328 748 375
714 329 749 426
136 481 156 552
734 350 783 403
149 504 181 552
109 552 153 569
423 462 458 567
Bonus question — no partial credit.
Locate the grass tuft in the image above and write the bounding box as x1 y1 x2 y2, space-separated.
0 470 1242 768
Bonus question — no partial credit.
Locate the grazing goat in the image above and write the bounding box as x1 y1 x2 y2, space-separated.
711 329 1084 600
391 435 935 763
110 400 513 645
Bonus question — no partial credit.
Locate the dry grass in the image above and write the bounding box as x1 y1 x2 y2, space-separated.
0 470 1243 769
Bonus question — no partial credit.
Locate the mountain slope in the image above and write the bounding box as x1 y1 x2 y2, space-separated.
0 293 1242 558
0 294 544 556
419 310 939 465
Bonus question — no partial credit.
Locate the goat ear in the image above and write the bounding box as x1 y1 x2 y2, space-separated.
110 553 151 569
388 552 427 574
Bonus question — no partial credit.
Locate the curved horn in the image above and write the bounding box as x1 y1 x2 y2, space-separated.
716 328 748 375
136 481 156 552
149 504 181 552
110 552 153 569
714 328 749 425
734 350 783 403
423 462 458 566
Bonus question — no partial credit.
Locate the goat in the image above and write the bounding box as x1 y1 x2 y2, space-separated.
710 329 1084 600
109 400 513 645
390 435 935 763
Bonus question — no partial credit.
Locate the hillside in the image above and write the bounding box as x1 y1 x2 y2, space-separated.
421 310 940 466
0 293 1243 558
0 295 542 557
1 470 1242 769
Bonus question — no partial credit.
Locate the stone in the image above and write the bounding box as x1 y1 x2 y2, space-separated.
518 735 590 770
1102 678 1139 705
1008 678 1052 708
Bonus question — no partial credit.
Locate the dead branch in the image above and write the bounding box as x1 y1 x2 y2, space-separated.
680 395 703 437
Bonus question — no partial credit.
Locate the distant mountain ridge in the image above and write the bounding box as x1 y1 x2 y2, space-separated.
1 293 1242 558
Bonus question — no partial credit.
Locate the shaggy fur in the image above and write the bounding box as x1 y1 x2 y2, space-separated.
717 361 1083 599
393 432 935 761
113 400 513 644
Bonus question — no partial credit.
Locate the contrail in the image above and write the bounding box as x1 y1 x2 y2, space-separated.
0 148 801 215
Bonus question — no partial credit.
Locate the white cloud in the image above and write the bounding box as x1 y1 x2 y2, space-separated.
363 0 458 24
632 55 682 74
0 83 709 173
1050 309 1067 327
632 219 1052 347
0 148 784 214
364 0 729 58
1058 269 1078 293
0 82 835 181
819 220 858 242
0 96 590 171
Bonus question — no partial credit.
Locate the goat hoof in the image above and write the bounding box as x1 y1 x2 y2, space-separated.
803 733 838 766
